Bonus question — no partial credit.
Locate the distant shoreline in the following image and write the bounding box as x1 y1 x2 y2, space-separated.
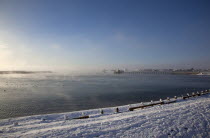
0 71 53 74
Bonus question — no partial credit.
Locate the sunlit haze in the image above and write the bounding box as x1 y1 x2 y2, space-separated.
0 0 210 72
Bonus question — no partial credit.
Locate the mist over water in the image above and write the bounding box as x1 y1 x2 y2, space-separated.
0 73 210 119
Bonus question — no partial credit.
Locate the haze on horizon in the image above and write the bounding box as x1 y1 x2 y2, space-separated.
0 0 210 72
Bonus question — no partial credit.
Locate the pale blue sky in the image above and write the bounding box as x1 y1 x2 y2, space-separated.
0 0 210 71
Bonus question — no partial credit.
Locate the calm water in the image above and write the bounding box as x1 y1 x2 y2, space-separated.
0 73 210 119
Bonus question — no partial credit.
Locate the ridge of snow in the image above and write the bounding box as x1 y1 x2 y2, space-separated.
0 94 210 137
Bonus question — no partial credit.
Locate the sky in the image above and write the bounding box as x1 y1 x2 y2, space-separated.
0 0 210 71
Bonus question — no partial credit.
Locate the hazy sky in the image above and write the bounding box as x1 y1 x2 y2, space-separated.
0 0 210 71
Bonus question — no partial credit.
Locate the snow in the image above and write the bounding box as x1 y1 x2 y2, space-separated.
0 93 210 138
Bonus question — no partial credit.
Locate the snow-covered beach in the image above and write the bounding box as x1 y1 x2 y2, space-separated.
0 92 210 138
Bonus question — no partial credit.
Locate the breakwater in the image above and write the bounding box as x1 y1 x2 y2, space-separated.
41 89 210 120
115 71 200 75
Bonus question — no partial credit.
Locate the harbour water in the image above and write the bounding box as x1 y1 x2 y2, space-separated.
0 73 210 119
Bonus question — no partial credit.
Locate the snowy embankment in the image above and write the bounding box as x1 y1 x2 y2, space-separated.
0 92 210 137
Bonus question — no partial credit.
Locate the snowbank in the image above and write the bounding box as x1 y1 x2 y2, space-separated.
0 94 210 137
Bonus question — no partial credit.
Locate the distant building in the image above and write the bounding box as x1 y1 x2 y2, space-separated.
114 69 124 74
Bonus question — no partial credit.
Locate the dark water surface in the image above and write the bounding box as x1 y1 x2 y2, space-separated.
0 73 210 119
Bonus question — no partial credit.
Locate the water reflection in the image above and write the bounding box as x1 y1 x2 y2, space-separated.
0 73 210 119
